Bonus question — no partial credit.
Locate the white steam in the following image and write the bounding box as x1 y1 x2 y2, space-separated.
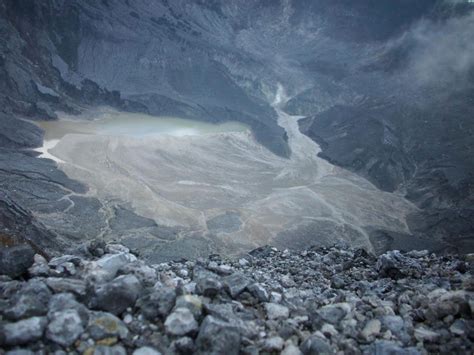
406 11 474 87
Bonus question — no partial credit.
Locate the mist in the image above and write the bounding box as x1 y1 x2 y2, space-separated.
406 11 474 87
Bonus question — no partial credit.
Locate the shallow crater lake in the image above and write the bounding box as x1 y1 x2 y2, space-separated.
37 109 249 141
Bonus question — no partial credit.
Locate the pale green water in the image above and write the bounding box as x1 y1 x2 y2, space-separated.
37 110 249 141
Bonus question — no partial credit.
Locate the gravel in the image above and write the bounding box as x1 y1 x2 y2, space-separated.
0 242 472 353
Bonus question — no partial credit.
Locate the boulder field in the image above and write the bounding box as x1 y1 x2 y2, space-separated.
0 242 472 354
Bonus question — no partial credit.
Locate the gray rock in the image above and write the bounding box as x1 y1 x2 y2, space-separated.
123 314 133 324
300 336 334 355
282 342 303 355
247 283 269 302
223 272 250 298
119 262 157 286
87 312 129 340
426 300 460 321
48 293 89 324
46 309 84 346
265 303 290 320
248 246 276 258
381 316 409 343
165 307 199 336
376 251 422 279
96 253 137 278
280 274 296 288
361 319 382 339
405 250 429 258
173 337 195 354
54 262 77 277
46 277 87 297
5 279 51 320
204 303 259 340
449 319 467 336
270 292 283 303
89 274 141 315
105 244 130 254
82 263 115 284
1 316 47 346
216 264 234 275
203 303 236 320
48 255 82 268
263 336 285 352
5 350 35 355
174 294 203 318
317 303 350 325
92 345 127 355
239 258 250 267
195 276 222 297
196 315 241 355
321 323 338 337
0 245 35 278
0 280 22 303
426 290 469 320
371 341 421 355
242 345 259 355
28 254 50 277
331 275 345 289
133 347 162 355
414 327 440 342
137 286 176 320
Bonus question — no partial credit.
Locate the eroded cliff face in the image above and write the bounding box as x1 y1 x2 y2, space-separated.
0 0 472 257
292 4 474 252
0 0 137 253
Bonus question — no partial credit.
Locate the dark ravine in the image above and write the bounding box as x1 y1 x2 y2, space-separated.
0 2 473 256
0 242 472 354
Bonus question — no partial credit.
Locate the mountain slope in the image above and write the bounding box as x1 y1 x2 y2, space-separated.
0 0 472 255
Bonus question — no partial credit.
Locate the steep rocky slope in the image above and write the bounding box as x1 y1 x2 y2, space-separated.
294 4 474 252
0 0 473 257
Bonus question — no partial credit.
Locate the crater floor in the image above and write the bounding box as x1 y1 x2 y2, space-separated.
38 96 418 261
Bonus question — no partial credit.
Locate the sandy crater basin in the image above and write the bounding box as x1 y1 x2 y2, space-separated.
35 107 418 261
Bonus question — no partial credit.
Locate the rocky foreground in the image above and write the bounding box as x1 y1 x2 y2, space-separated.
0 242 472 355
